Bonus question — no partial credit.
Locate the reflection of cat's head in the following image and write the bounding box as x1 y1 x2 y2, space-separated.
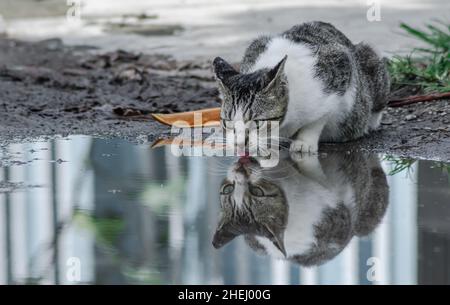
212 153 389 267
213 157 289 255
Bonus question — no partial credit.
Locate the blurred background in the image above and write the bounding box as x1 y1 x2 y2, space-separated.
1 0 449 60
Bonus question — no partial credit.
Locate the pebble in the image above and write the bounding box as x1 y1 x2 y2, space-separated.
405 114 417 121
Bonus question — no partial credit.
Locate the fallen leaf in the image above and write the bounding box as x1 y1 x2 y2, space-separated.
152 107 220 127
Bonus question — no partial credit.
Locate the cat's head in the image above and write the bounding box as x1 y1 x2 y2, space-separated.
212 156 289 256
212 56 289 151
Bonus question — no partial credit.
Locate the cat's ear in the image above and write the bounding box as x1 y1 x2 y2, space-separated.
263 55 288 92
212 57 238 90
212 216 238 249
264 223 287 257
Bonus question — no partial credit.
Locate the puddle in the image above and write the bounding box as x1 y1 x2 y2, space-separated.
0 135 449 284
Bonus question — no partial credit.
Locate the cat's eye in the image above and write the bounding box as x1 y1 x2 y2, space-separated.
249 185 264 197
221 183 234 195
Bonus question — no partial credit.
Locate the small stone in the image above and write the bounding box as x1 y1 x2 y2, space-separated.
405 114 417 121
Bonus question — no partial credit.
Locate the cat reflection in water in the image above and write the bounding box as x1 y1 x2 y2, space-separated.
212 152 389 266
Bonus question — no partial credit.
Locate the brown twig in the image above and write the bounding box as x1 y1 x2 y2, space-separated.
388 92 450 107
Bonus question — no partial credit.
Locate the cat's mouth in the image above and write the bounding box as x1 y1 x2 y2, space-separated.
233 156 259 179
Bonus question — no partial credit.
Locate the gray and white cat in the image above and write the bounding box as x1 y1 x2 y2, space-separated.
212 152 389 266
213 21 390 152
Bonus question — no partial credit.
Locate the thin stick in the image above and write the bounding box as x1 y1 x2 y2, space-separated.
388 92 450 107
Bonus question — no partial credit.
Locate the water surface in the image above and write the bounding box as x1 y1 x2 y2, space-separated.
0 135 449 284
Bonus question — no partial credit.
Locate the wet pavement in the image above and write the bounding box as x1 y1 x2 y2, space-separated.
1 0 449 161
0 38 448 162
0 135 449 284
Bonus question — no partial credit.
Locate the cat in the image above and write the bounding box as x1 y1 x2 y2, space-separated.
213 21 390 153
212 151 389 266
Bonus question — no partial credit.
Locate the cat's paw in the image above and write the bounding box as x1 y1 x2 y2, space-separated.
289 140 318 153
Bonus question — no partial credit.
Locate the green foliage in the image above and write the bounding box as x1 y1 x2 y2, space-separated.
122 266 162 284
383 155 417 176
74 210 124 249
384 156 450 186
388 21 450 93
141 177 185 213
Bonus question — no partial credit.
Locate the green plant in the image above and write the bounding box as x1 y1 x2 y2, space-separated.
383 155 417 176
141 177 185 213
388 21 450 93
73 210 124 249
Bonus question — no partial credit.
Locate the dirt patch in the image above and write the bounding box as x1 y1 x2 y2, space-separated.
0 38 220 143
323 99 450 161
0 38 449 161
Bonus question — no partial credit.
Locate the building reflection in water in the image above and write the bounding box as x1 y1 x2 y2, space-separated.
0 136 449 284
